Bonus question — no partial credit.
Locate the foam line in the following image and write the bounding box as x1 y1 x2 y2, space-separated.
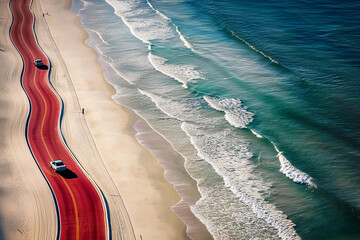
272 142 316 187
228 28 279 64
250 129 263 138
204 96 254 128
147 0 198 53
148 53 204 88
181 122 301 240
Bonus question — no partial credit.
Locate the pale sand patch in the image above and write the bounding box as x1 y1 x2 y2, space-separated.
0 1 57 240
37 0 188 239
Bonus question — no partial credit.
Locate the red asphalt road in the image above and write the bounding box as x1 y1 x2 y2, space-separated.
10 0 106 239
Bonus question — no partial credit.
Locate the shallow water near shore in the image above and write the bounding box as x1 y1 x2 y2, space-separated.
72 0 360 239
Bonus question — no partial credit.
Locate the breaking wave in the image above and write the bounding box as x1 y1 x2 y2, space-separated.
182 122 301 240
272 142 316 187
105 0 174 44
204 96 254 128
148 53 204 88
147 0 198 53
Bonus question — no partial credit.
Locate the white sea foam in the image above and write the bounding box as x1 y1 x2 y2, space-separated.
85 31 138 88
191 180 280 239
138 89 210 124
78 1 305 238
251 129 264 138
138 89 186 120
146 0 170 21
175 26 197 52
149 53 204 88
127 108 279 238
182 122 301 240
106 0 202 90
79 0 93 10
249 126 315 187
87 29 149 86
272 142 316 187
105 0 174 44
147 0 198 53
88 29 110 46
204 96 254 128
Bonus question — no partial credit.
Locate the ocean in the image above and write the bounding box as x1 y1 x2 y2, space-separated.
71 0 360 239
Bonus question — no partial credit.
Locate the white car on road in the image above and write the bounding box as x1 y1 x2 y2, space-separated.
33 59 44 67
50 160 67 172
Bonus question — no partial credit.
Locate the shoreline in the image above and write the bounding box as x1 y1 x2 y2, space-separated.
37 0 189 239
78 3 212 239
0 0 211 238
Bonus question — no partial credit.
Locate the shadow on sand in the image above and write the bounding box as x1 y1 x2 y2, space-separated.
58 169 78 179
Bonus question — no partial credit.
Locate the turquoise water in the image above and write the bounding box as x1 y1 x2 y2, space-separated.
72 0 360 239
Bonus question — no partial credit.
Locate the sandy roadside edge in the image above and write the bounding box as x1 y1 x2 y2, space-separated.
0 1 57 239
35 0 189 239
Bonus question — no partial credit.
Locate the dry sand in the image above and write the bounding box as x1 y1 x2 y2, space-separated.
0 0 189 238
0 1 57 239
35 0 189 239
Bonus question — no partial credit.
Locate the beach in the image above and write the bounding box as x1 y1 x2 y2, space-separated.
58 0 360 239
2 0 359 239
0 0 188 239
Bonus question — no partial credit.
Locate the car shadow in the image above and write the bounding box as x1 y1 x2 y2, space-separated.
37 65 49 70
58 169 78 179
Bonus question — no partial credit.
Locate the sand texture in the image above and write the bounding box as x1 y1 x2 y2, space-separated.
0 0 188 238
0 1 57 239
36 0 188 239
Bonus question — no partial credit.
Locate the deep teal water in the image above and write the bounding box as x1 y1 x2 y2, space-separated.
72 0 360 239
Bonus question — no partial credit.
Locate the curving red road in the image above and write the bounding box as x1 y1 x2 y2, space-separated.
10 0 106 239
